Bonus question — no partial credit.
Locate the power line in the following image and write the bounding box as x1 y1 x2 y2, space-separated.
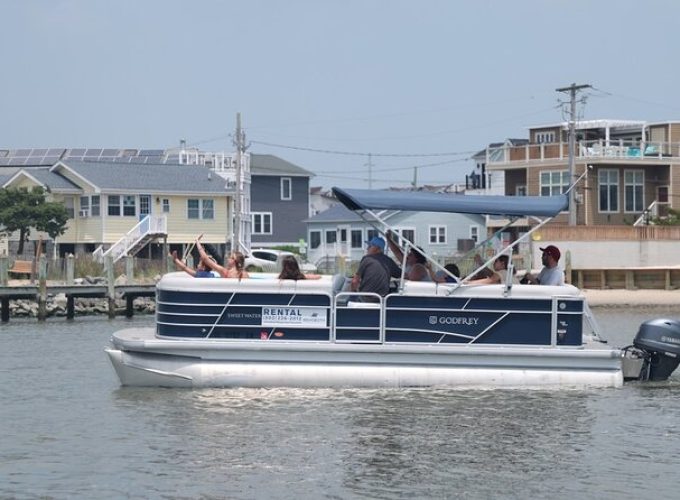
249 139 474 158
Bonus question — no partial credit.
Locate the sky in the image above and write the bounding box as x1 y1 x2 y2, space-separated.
2 0 680 190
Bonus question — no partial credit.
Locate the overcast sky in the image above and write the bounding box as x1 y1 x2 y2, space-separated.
2 0 679 189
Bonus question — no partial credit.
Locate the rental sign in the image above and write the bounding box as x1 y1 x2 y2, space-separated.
261 307 327 327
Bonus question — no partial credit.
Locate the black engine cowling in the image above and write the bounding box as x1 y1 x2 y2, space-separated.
633 318 680 381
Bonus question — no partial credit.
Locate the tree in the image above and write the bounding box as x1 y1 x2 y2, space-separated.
0 187 69 254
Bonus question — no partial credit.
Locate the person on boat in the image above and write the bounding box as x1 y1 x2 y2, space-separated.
385 231 431 281
522 245 564 285
196 237 249 279
170 250 215 278
431 263 460 283
278 255 322 280
468 254 514 285
351 236 401 301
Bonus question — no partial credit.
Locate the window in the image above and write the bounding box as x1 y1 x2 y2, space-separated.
310 231 321 249
535 131 556 144
187 199 200 219
64 197 75 218
540 170 569 196
187 199 214 220
91 195 100 216
123 195 136 216
80 196 89 216
366 228 379 241
202 199 214 219
252 212 272 234
470 225 480 243
351 229 363 248
281 177 292 200
162 198 170 213
624 170 644 212
395 228 415 245
108 195 120 216
325 230 337 244
429 225 446 244
598 169 619 212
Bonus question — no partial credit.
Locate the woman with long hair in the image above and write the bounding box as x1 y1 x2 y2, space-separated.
196 236 249 279
278 255 321 280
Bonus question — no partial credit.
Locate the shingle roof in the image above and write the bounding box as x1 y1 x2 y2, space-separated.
250 154 314 177
305 203 398 223
19 167 82 191
56 160 232 194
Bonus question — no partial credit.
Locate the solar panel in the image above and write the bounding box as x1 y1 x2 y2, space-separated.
15 149 32 156
0 158 10 165
47 148 65 156
120 149 138 157
0 150 8 158
138 149 164 156
102 149 119 156
43 156 60 164
68 149 86 156
84 148 103 157
30 148 48 156
9 158 26 165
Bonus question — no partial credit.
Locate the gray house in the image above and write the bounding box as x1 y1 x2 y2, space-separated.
250 154 314 248
305 202 486 269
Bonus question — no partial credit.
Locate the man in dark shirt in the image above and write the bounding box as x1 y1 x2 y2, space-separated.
351 236 402 301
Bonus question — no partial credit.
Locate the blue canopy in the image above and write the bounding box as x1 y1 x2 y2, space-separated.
332 187 568 218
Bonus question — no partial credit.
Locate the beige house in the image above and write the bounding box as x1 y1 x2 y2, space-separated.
1 160 234 258
483 119 680 226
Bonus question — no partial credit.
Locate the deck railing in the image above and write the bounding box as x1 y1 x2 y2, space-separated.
488 140 680 165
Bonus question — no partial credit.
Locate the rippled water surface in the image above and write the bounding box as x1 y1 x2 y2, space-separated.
2 308 680 499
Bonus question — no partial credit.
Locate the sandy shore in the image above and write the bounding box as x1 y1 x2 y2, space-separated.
582 288 680 308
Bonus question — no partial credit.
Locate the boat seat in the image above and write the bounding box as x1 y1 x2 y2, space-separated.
331 273 349 295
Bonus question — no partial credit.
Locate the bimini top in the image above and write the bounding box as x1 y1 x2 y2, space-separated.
332 187 568 218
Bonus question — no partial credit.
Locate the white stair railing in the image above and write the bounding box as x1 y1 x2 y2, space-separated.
96 215 167 263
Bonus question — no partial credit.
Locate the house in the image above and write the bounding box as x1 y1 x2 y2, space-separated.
483 119 680 225
305 199 486 269
249 153 314 248
1 160 233 258
309 186 338 216
467 139 528 195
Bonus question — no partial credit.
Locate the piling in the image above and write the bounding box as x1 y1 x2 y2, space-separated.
66 254 74 285
106 255 116 319
37 255 47 321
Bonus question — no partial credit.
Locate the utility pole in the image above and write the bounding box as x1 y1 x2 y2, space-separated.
364 153 373 189
232 112 246 252
556 82 591 226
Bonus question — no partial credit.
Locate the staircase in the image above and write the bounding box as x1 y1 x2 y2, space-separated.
94 215 167 263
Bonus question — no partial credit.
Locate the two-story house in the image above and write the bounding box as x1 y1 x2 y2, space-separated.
2 160 233 258
249 153 314 249
484 119 680 225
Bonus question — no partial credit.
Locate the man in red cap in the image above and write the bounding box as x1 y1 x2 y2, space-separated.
523 245 564 285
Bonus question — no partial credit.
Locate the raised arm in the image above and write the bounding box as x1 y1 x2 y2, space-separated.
385 231 404 263
196 238 228 277
170 250 197 277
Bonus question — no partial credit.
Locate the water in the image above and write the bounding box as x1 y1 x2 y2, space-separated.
2 308 680 499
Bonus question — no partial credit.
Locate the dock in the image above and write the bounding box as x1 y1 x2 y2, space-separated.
0 283 156 322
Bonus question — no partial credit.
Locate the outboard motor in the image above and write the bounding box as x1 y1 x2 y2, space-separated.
628 318 680 381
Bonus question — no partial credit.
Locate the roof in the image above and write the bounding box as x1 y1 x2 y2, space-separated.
250 153 314 177
11 168 82 191
529 119 646 131
305 203 399 223
332 187 569 218
473 139 529 159
52 160 233 194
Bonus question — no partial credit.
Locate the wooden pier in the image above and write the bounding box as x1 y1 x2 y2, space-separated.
0 254 159 322
0 283 156 322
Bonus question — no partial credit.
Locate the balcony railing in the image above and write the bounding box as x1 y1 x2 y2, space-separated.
487 140 680 165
